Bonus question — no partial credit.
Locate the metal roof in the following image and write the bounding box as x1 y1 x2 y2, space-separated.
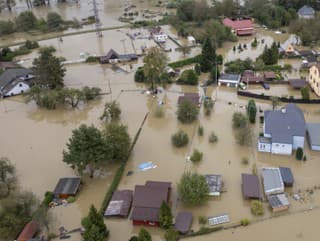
174 212 193 234
242 174 262 199
219 74 241 82
0 68 33 94
53 177 81 196
104 190 133 217
279 167 294 186
205 175 222 196
264 104 306 144
261 168 284 195
268 194 289 209
307 123 320 147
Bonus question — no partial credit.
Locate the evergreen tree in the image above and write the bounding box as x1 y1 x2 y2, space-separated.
138 228 152 241
247 99 257 124
209 64 220 84
199 38 216 72
159 201 173 229
83 225 106 241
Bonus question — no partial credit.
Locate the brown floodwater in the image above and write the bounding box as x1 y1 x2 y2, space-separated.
1 25 320 241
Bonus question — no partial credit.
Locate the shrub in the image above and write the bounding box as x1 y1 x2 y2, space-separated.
303 155 307 161
171 130 189 147
296 147 303 160
241 157 249 165
236 126 252 146
204 98 214 116
198 216 207 225
85 56 99 62
190 149 203 163
177 100 199 123
251 200 264 216
43 191 53 206
232 112 249 129
164 228 179 241
198 125 204 136
24 40 39 49
67 196 76 203
134 67 145 82
178 69 199 85
0 20 15 35
154 106 164 118
208 132 218 143
47 12 64 30
240 218 250 226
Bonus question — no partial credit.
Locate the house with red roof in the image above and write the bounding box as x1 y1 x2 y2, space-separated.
16 221 39 241
223 18 254 36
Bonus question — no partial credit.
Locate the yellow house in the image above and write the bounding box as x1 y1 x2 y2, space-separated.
308 64 320 96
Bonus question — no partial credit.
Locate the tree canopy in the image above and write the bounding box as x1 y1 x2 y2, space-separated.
100 101 121 123
199 37 216 73
247 99 257 124
177 100 199 123
159 201 173 229
0 157 16 199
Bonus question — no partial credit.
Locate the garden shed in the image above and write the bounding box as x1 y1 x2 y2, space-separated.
279 167 294 187
241 173 262 199
261 168 284 195
104 190 133 218
53 177 81 199
174 212 193 234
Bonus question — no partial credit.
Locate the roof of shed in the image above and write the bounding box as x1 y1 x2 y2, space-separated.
242 174 262 199
53 177 81 196
279 167 294 185
307 123 320 146
261 168 284 194
174 212 193 234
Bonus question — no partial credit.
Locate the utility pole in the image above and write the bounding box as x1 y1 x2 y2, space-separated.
90 0 102 37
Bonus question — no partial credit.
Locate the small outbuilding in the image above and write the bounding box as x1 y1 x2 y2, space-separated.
264 71 276 81
53 177 81 199
174 212 193 234
205 174 222 196
261 168 284 196
289 79 307 89
177 93 200 107
241 174 262 200
307 123 320 151
268 194 290 212
279 167 294 187
104 190 133 218
218 73 241 87
16 221 39 241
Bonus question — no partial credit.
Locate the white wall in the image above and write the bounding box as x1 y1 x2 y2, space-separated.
258 142 271 153
293 136 305 150
5 82 30 97
311 145 320 151
271 143 292 155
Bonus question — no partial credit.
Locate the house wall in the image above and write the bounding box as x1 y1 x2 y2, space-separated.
271 143 292 155
258 141 271 153
132 220 159 227
218 80 239 87
308 66 320 96
311 145 320 151
5 82 30 97
292 136 305 150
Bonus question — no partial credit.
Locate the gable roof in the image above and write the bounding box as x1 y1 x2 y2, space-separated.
17 221 39 241
307 123 320 147
289 79 307 89
0 68 33 93
279 167 294 186
242 173 262 199
105 49 120 60
298 5 315 16
223 18 252 30
104 190 133 217
261 167 284 195
177 93 200 106
53 177 81 196
264 104 306 144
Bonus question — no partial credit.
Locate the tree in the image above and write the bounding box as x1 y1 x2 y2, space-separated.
104 123 131 162
177 172 209 206
296 147 303 160
47 12 63 30
143 47 168 92
32 48 66 89
204 97 214 116
251 200 264 215
171 130 189 148
236 126 253 146
134 67 145 83
260 42 279 65
159 201 173 229
178 69 198 85
232 112 249 129
194 63 201 75
177 100 199 123
82 205 109 240
247 99 257 123
270 96 280 110
100 101 121 122
61 88 85 108
209 64 219 84
63 124 108 176
190 149 203 162
129 236 139 241
301 86 310 100
138 228 152 241
199 38 216 72
15 11 37 31
0 20 15 35
164 228 179 241
0 157 16 199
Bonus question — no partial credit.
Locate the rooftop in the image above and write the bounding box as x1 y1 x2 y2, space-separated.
261 167 284 195
0 68 33 92
174 212 193 234
307 123 320 147
177 93 200 106
104 190 133 217
223 18 253 30
268 194 290 210
289 79 307 89
205 174 222 196
53 177 81 196
17 221 39 241
242 174 262 199
219 74 241 82
298 5 315 16
279 167 294 186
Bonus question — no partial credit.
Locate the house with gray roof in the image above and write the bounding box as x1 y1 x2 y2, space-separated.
258 104 306 155
298 5 315 19
0 68 34 98
261 167 284 196
306 123 320 151
218 73 241 87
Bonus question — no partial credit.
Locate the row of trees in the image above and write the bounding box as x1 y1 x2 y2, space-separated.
289 16 320 46
0 40 39 61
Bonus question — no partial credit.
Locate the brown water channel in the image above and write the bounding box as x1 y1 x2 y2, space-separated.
0 26 319 240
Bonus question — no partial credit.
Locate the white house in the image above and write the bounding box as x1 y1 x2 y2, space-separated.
153 34 168 43
218 74 241 87
258 104 306 155
0 68 33 97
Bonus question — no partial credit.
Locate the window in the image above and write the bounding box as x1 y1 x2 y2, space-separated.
19 83 22 87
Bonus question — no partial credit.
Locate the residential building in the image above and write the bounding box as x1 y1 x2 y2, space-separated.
99 49 138 64
288 79 307 90
177 93 201 107
130 181 171 226
0 68 34 97
222 18 254 36
258 104 306 155
241 173 262 200
154 34 168 43
104 190 133 218
298 5 315 19
53 177 81 199
241 70 264 84
218 73 241 87
261 167 284 196
308 64 320 96
306 123 320 151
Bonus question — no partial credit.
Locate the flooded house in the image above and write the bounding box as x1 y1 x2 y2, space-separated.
288 79 308 90
130 181 171 227
99 49 138 64
258 104 306 155
174 212 193 234
0 68 34 97
308 64 320 96
53 177 81 199
302 55 318 68
222 18 254 36
153 34 168 43
218 73 241 87
177 93 201 107
279 167 294 187
16 220 39 241
263 71 276 81
268 194 290 212
104 190 133 218
205 174 222 196
306 123 320 151
261 167 284 196
241 173 262 200
241 70 264 85
298 5 315 19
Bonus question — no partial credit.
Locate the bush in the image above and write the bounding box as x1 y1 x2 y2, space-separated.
240 218 250 226
164 228 179 241
0 20 15 35
251 200 264 216
241 157 249 165
43 191 53 206
236 126 252 146
296 147 303 160
67 196 76 203
232 112 249 129
208 132 218 143
24 40 39 49
198 216 207 225
16 11 38 31
178 69 199 85
154 106 164 118
204 98 214 116
194 63 201 75
171 130 189 147
134 67 145 82
198 125 204 136
177 100 199 123
85 56 99 62
168 55 201 68
47 12 64 30
190 149 203 163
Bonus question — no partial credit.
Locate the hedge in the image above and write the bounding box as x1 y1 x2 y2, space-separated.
168 55 201 68
180 226 223 239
